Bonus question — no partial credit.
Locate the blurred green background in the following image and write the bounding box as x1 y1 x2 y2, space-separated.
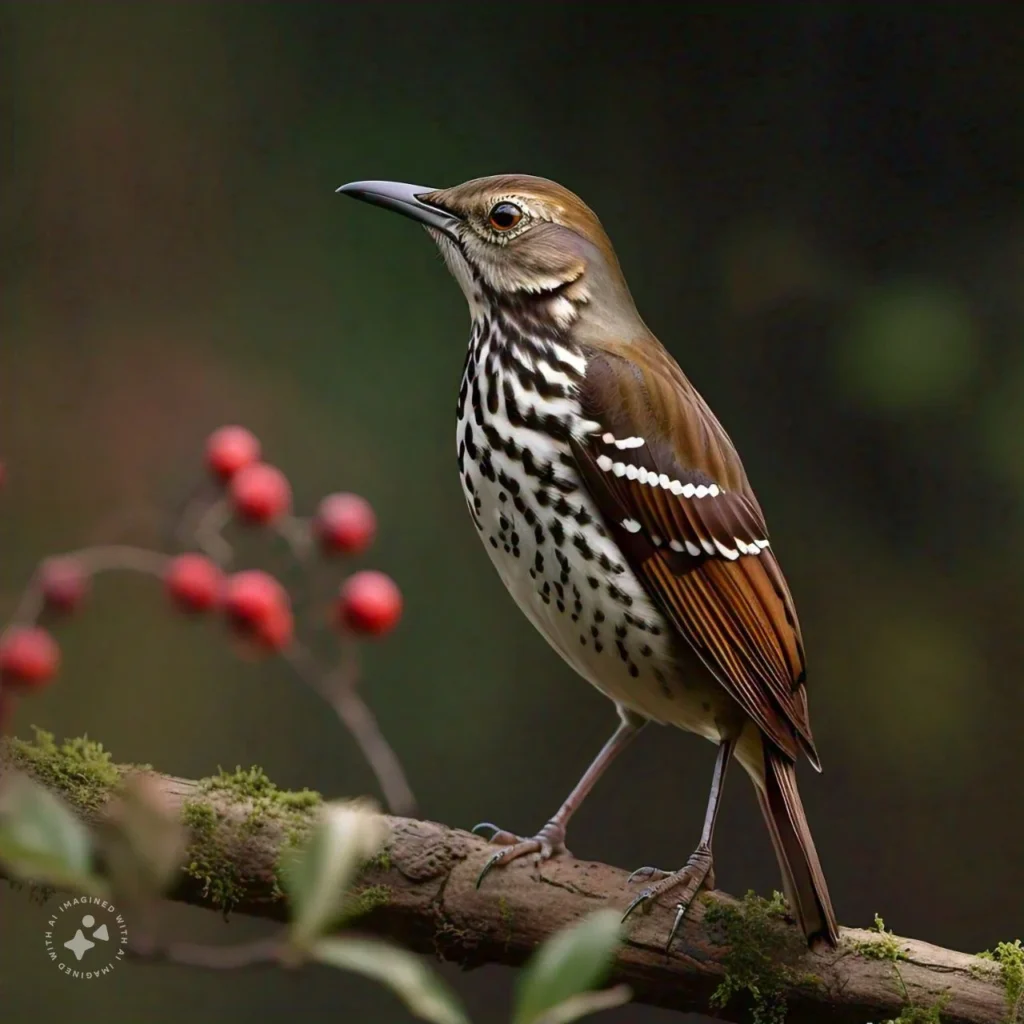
2 2 1022 1022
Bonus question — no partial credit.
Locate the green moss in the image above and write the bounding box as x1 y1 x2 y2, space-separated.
702 889 806 1024
885 1000 947 1024
8 727 124 810
856 915 949 1024
855 915 909 962
369 848 392 873
181 798 246 912
348 883 391 916
976 940 1024 1023
181 765 322 914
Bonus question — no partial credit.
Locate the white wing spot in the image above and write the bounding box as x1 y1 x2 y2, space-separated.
708 484 721 497
615 436 645 449
756 539 771 549
669 479 684 495
714 539 739 560
695 485 709 498
682 483 696 499
612 462 627 478
625 464 639 480
601 432 615 444
622 517 642 533
651 534 663 546
669 539 685 553
596 454 613 472
685 541 702 556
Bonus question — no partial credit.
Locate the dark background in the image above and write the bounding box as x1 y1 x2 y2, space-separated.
2 2 1022 1021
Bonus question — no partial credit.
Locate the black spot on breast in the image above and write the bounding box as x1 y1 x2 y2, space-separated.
628 662 639 678
463 424 478 459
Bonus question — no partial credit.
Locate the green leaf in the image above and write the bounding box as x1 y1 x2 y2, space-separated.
532 985 632 1024
282 798 388 946
311 936 469 1024
95 775 187 906
514 909 624 1024
0 772 106 895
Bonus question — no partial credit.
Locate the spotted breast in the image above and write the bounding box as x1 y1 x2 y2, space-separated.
455 303 730 738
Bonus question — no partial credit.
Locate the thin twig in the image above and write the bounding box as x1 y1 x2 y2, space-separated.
284 640 416 817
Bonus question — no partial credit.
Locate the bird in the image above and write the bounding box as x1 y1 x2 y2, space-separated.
337 174 840 948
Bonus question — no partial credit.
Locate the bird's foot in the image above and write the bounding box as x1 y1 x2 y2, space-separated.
621 845 715 951
471 819 570 887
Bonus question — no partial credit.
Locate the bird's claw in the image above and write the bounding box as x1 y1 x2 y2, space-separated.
473 820 568 888
620 847 715 951
471 821 512 842
626 864 671 886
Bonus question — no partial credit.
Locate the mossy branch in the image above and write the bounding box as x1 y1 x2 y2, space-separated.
0 735 1014 1024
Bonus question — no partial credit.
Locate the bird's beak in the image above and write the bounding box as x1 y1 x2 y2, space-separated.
336 180 460 237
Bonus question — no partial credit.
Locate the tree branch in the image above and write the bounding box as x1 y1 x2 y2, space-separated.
1 742 1010 1024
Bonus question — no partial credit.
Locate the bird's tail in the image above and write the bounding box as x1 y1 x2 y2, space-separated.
756 747 839 947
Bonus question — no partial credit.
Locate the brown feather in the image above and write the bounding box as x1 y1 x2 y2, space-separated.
570 349 820 769
758 747 839 946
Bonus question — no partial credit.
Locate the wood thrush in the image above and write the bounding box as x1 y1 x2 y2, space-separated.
337 174 840 948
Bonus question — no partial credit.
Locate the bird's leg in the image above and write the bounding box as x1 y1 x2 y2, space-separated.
474 711 645 887
623 738 734 950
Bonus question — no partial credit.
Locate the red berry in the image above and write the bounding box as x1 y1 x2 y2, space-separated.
0 627 60 689
336 571 402 637
222 570 292 651
40 557 90 613
253 601 294 650
205 426 261 481
165 554 223 612
313 492 377 555
229 463 292 524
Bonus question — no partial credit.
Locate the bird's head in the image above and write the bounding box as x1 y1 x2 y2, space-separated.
337 174 645 337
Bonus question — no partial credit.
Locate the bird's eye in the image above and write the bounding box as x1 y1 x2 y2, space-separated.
488 202 523 231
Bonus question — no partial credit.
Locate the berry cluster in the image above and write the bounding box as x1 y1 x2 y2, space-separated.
0 428 411 810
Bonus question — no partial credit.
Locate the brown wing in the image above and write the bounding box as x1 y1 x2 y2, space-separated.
570 348 819 768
